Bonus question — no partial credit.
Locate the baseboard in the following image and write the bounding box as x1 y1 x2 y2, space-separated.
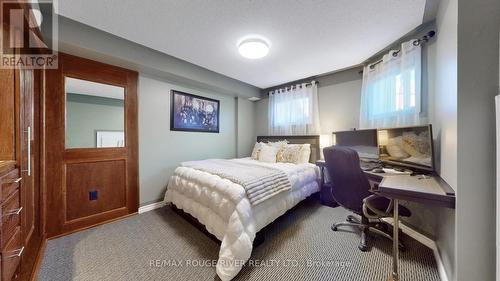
138 201 166 214
47 213 137 240
382 218 449 281
30 236 47 281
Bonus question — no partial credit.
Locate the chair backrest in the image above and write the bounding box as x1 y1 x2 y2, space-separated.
323 146 372 214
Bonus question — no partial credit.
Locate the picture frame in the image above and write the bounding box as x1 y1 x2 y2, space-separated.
96 130 125 148
170 90 220 133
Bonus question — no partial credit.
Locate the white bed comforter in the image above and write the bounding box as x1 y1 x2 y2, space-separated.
164 158 320 280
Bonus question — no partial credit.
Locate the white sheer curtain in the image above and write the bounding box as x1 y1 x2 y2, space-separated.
359 39 425 128
268 81 321 135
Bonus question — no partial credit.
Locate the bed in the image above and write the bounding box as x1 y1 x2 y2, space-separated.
164 136 321 281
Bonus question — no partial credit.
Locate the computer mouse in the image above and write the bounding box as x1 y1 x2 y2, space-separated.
372 168 385 173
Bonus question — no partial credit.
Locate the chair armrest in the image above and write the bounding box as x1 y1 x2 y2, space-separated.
362 194 393 219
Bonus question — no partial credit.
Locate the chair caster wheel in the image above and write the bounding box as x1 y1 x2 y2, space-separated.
331 225 338 231
358 243 369 251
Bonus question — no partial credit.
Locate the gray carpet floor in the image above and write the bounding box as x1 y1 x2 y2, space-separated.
38 199 440 281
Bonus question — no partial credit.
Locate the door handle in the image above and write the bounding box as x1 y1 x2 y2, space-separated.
21 127 31 176
27 126 31 176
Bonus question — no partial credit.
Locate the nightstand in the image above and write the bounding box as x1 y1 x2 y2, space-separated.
315 160 338 207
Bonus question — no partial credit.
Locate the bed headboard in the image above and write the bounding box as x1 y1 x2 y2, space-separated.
256 135 321 163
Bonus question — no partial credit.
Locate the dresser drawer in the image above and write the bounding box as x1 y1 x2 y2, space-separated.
0 169 20 202
2 227 22 281
1 191 20 248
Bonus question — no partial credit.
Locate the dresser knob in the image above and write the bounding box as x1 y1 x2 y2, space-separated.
2 177 21 184
6 246 24 258
3 207 22 216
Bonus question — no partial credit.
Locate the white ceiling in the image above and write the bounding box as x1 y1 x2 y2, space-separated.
57 0 426 89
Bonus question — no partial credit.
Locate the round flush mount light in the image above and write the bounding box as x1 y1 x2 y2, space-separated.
238 37 270 59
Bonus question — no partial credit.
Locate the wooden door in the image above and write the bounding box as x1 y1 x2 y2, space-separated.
0 68 16 160
44 53 139 237
18 69 43 281
19 69 35 248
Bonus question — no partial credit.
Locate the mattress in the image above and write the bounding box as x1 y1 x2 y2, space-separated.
164 157 320 281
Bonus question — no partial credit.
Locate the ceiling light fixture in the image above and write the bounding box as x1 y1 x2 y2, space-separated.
238 37 270 59
248 97 261 102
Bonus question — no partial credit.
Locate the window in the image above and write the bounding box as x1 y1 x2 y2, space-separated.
360 40 424 128
268 82 320 135
272 97 310 127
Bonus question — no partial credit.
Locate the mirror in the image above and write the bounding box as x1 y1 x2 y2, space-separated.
65 77 125 149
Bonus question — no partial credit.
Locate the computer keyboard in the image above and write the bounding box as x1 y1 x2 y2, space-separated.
360 162 382 171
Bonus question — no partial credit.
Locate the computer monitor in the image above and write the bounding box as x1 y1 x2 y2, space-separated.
377 124 434 172
333 129 379 160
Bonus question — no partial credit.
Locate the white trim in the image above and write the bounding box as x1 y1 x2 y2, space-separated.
382 218 449 281
138 201 166 214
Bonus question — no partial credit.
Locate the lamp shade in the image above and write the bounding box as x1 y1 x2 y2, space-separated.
320 134 332 148
319 134 332 159
378 130 389 146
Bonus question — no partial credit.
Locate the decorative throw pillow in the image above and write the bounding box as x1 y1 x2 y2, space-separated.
251 142 264 160
386 136 410 159
258 145 279 163
298 143 311 164
277 144 302 163
276 143 311 164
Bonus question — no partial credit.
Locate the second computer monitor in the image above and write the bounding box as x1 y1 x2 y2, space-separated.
333 129 379 160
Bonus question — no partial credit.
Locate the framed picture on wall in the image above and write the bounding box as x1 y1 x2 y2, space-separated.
170 90 220 133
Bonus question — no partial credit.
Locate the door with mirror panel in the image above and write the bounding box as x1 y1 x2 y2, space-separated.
65 77 125 149
44 53 138 237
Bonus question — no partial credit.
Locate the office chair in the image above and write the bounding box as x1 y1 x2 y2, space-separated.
323 146 411 251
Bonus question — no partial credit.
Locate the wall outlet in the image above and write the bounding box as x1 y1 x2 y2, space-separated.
89 190 98 201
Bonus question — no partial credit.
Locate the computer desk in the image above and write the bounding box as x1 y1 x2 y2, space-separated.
365 170 456 281
316 160 456 280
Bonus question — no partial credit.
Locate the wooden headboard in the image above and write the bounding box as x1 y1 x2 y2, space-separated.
256 135 321 163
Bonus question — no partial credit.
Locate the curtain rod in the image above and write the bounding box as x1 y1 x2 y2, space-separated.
367 30 436 70
267 80 317 94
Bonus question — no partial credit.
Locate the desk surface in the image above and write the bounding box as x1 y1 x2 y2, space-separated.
377 175 455 209
316 160 456 209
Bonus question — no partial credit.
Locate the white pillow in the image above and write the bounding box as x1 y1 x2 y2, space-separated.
267 140 288 149
250 142 264 160
258 145 279 163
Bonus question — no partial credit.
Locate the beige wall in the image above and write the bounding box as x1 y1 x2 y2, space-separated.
456 0 499 279
236 98 257 157
427 0 458 279
138 74 254 205
317 69 363 134
255 68 363 136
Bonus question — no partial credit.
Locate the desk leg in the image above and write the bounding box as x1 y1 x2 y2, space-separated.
390 199 400 281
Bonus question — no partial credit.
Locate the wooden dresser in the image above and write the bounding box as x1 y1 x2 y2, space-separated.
0 162 23 281
0 1 46 280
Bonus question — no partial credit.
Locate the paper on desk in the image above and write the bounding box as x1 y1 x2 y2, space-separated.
382 168 412 175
